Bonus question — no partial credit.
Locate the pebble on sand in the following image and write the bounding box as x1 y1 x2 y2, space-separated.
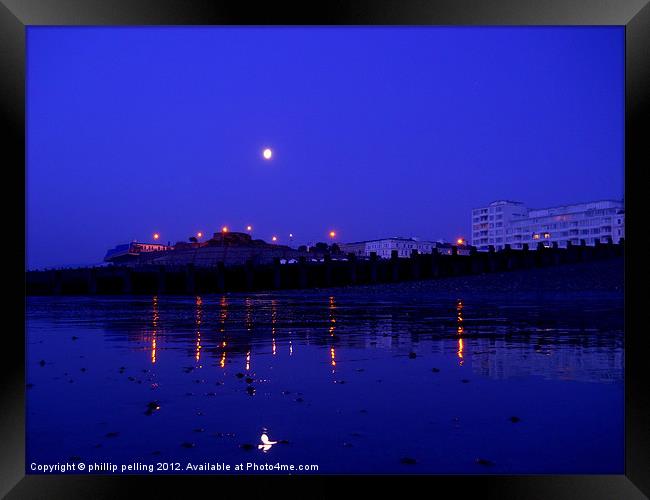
475 458 494 466
431 368 440 373
239 443 255 451
408 352 417 359
400 457 417 465
235 373 245 379
181 442 196 448
39 360 46 367
509 416 521 423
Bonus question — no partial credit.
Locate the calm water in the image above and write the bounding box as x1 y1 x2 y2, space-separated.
26 289 624 474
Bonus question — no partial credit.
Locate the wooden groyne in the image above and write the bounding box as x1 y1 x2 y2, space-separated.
26 239 624 296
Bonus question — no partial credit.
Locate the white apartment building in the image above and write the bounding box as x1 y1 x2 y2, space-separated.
340 238 473 258
471 200 625 251
341 238 437 259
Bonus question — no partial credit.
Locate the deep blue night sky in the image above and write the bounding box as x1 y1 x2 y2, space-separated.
27 27 624 269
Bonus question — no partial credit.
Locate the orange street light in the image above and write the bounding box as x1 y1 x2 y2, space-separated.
153 233 160 240
271 236 278 242
246 225 252 232
197 232 203 239
456 238 465 246
222 226 229 233
329 231 336 239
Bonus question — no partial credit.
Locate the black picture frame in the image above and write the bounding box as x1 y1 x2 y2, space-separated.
2 1 648 497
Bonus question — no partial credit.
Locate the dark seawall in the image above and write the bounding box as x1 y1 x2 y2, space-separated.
26 240 624 296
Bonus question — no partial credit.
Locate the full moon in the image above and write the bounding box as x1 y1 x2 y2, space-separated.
263 148 273 160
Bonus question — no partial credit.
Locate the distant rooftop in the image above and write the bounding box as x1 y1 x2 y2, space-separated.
488 200 525 206
476 199 623 213
526 200 623 218
528 199 623 211
341 236 435 245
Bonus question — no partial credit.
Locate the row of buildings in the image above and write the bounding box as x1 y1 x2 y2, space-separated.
104 198 625 266
332 199 625 258
471 199 625 252
106 233 466 267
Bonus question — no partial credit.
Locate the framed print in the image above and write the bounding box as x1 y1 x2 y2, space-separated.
2 0 649 498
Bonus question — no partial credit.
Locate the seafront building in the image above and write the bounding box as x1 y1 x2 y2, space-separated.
471 200 625 251
339 238 469 258
104 231 312 267
104 242 172 263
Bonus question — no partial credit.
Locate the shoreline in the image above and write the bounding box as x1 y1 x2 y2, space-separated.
26 258 623 302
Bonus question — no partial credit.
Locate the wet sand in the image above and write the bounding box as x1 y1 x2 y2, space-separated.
26 259 623 474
